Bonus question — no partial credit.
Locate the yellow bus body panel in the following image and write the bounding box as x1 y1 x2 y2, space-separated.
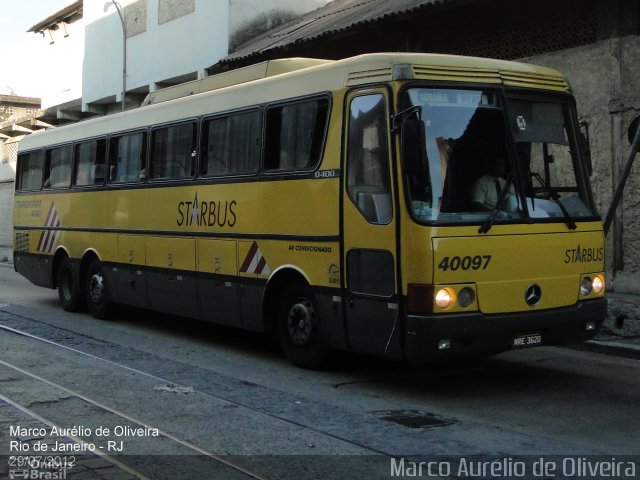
431 224 604 313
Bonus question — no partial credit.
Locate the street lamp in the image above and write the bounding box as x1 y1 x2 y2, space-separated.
104 1 127 111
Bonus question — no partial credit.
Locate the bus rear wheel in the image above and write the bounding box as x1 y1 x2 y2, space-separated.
86 259 111 319
277 283 332 369
57 257 83 312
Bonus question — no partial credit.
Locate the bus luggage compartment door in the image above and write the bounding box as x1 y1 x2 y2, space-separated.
146 236 198 318
115 235 148 308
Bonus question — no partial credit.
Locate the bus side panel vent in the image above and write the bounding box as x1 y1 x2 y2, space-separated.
15 232 29 252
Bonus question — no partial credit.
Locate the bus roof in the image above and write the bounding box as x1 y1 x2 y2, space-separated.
19 52 569 152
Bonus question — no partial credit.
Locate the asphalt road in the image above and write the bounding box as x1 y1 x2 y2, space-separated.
0 265 639 479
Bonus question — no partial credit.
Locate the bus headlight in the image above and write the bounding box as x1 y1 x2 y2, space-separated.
592 274 605 295
580 274 605 296
408 284 477 314
435 288 455 309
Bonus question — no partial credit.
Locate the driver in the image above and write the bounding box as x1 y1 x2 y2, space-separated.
470 156 514 211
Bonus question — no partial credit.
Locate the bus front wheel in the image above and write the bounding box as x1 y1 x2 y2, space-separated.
57 257 83 312
86 259 111 319
277 283 332 369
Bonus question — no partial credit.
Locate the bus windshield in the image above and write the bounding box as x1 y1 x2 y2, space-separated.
400 88 597 225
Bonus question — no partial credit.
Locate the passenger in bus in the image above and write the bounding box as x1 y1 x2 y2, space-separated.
470 156 514 211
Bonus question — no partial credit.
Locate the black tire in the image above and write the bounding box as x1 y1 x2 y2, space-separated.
277 283 332 369
85 259 111 319
57 257 83 312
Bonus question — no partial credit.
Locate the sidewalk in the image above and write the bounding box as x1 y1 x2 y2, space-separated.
0 246 10 264
0 247 638 358
582 290 640 359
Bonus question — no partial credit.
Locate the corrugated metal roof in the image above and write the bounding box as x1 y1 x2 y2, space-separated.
28 0 83 33
222 0 465 65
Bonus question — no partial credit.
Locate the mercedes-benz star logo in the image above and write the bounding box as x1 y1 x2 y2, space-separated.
525 284 542 306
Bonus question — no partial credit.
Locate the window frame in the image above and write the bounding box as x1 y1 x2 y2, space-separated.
345 91 394 225
16 149 45 192
43 143 74 190
73 136 107 188
262 94 331 175
107 129 149 185
200 108 262 179
149 119 199 183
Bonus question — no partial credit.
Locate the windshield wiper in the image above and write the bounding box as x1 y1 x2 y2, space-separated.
530 172 577 230
478 172 514 234
549 196 577 230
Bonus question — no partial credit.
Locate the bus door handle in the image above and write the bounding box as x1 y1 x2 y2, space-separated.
348 296 355 308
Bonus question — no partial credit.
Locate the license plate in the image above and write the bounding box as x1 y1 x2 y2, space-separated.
512 333 543 348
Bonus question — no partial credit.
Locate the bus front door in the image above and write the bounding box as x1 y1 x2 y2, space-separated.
342 91 400 358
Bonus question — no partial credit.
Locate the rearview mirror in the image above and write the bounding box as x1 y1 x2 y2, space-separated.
401 118 427 175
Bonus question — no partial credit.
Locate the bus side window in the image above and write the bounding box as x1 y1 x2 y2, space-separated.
150 122 197 180
75 139 106 186
264 98 328 171
109 132 147 183
201 110 260 177
17 150 45 191
346 94 392 224
44 145 73 189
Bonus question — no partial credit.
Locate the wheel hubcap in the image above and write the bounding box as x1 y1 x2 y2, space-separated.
287 298 316 346
89 272 105 305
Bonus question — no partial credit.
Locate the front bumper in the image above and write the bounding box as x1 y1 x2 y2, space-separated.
403 298 607 363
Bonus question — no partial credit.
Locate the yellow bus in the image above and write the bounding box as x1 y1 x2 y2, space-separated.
13 53 606 368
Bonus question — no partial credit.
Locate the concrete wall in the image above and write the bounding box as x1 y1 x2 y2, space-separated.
0 138 18 251
522 34 640 275
83 1 333 108
0 180 13 250
229 0 331 52
41 16 85 109
83 0 229 108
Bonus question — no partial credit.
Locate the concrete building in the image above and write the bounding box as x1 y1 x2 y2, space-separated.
0 95 41 122
0 0 331 254
3 0 638 276
27 1 84 109
0 0 84 255
214 0 640 277
83 0 330 113
0 95 42 252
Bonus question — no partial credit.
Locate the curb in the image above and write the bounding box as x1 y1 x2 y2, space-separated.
568 339 640 360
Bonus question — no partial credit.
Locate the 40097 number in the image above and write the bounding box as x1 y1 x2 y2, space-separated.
437 255 492 272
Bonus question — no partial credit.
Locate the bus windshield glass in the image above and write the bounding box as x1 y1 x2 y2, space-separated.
400 88 596 224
